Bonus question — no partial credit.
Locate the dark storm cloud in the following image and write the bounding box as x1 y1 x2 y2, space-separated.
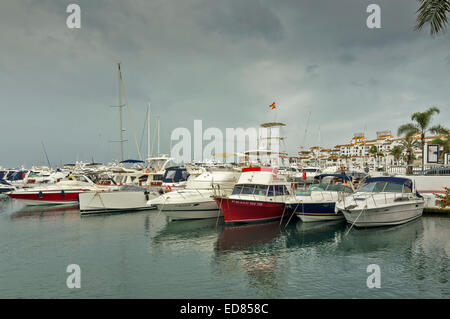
0 0 449 167
202 0 285 42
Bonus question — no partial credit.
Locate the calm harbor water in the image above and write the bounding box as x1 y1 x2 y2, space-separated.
0 198 449 299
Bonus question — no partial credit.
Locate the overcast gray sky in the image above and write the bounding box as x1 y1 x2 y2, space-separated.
1 0 449 168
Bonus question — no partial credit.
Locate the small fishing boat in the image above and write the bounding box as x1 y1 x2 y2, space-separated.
286 174 354 222
335 177 424 227
214 167 292 224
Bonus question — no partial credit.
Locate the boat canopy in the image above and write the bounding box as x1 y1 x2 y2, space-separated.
7 171 26 181
162 167 190 183
314 174 352 181
365 177 412 186
0 179 12 186
120 159 145 164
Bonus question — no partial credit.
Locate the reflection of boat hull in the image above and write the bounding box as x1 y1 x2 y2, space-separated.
296 219 345 234
217 221 281 251
342 201 424 227
291 219 346 246
162 205 221 220
10 204 80 219
339 218 424 252
79 191 157 214
288 202 344 222
215 198 287 224
8 190 84 206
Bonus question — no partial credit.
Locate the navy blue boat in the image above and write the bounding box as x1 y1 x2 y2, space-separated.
286 174 354 222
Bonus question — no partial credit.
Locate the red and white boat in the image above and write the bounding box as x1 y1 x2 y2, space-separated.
8 175 108 206
214 167 293 224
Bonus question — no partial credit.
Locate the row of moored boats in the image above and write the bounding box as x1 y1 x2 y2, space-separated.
1 158 426 228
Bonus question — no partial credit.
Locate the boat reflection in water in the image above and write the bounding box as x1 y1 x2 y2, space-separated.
338 218 424 254
287 219 347 248
216 221 283 251
9 203 80 220
150 215 221 250
214 221 287 297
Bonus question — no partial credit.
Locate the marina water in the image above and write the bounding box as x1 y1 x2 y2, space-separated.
0 199 448 298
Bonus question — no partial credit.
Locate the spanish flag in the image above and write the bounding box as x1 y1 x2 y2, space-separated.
269 102 276 109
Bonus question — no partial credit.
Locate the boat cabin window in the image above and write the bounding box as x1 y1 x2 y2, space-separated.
139 175 148 182
309 184 327 191
403 184 412 193
72 176 88 183
254 185 269 196
232 184 271 196
153 174 163 181
358 182 386 193
181 170 189 180
165 170 176 181
241 185 255 195
272 185 286 195
327 184 353 193
359 181 408 193
231 185 243 195
382 182 404 193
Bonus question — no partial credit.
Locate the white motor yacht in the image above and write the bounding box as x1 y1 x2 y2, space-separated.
335 177 424 227
147 167 240 220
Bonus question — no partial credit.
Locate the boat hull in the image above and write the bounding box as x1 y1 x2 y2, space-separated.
158 199 220 220
215 198 287 224
287 202 344 222
342 201 424 227
79 191 157 214
8 190 83 206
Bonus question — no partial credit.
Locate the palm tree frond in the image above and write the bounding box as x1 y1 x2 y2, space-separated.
415 0 450 36
429 124 448 135
397 123 419 136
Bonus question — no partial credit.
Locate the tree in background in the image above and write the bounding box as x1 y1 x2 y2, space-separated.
390 145 405 165
397 107 446 171
431 128 450 160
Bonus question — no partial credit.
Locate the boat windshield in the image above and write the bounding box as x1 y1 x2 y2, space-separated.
358 181 405 193
309 183 353 193
309 183 327 191
232 184 289 196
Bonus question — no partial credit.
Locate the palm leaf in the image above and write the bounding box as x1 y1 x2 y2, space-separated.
429 124 449 135
415 0 450 36
397 123 419 136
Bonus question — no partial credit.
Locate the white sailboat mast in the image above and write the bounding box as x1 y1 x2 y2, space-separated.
147 102 151 160
157 116 160 156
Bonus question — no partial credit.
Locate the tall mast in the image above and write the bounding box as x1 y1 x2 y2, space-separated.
41 141 51 168
147 102 151 160
157 116 160 156
118 63 125 162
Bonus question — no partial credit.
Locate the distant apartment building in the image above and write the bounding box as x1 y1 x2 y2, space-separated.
291 129 447 167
